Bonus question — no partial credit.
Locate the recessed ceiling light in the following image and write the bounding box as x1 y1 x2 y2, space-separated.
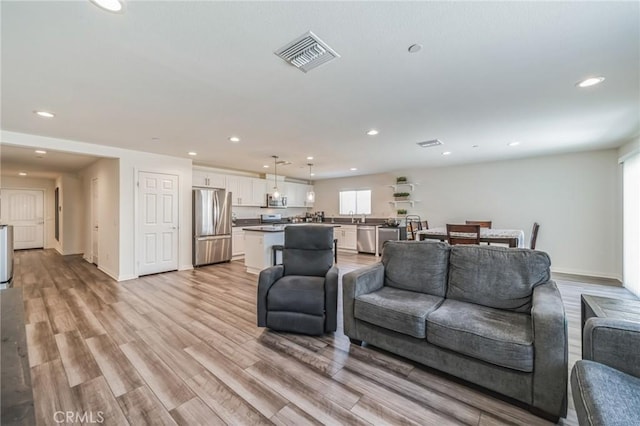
507 141 521 147
19 172 27 176
442 151 452 156
229 136 240 143
188 152 197 156
350 167 358 171
90 0 124 13
263 165 269 168
35 150 47 154
306 156 314 160
310 173 315 176
576 76 605 88
34 111 55 118
408 44 422 53
366 129 379 136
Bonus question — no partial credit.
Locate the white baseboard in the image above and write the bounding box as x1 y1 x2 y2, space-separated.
551 267 622 285
179 264 194 271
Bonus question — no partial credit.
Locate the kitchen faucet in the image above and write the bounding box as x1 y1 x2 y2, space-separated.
349 210 355 223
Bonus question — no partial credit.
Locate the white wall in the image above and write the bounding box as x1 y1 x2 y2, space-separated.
0 176 56 248
118 153 193 280
314 149 623 280
2 131 193 281
80 158 120 279
620 137 640 297
55 173 84 255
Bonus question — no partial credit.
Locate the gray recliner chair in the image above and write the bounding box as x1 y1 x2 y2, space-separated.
257 225 338 335
571 317 640 426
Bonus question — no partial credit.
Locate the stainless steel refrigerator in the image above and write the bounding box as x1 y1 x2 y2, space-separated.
193 188 232 266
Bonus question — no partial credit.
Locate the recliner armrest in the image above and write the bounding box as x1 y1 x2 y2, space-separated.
531 280 568 418
584 317 640 378
257 265 284 327
324 265 339 332
342 263 385 337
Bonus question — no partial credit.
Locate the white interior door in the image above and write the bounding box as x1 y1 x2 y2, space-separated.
138 172 179 276
91 178 99 264
0 189 45 249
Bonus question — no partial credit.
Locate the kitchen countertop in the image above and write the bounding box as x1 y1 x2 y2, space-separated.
243 224 342 232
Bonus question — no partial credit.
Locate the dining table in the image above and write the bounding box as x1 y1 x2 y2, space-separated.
416 227 526 248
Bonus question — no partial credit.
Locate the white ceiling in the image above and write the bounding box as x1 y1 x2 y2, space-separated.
1 1 638 180
0 145 101 179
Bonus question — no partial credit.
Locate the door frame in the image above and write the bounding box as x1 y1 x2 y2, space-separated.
133 168 180 277
90 178 99 265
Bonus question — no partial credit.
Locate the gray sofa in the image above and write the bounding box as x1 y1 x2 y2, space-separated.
343 241 568 420
571 317 640 425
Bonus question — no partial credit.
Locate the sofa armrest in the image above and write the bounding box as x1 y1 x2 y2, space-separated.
257 265 284 327
584 317 640 378
324 265 339 332
531 280 568 418
342 263 385 338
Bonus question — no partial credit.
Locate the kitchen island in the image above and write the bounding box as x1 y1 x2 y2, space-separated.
242 224 339 275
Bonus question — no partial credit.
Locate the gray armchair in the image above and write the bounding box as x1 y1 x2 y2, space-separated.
257 225 338 335
571 317 640 426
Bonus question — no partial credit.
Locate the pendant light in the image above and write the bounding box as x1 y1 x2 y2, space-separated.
272 155 280 200
306 163 315 203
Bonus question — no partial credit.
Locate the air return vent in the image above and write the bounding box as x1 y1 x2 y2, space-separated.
417 139 444 148
275 31 340 73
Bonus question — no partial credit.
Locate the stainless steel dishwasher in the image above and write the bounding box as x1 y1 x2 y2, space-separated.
377 226 408 255
357 226 377 254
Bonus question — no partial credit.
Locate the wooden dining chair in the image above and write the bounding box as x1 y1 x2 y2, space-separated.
406 215 423 240
465 220 492 228
530 222 540 250
446 224 481 245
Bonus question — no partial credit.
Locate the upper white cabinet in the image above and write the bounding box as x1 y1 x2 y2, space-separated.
193 170 226 189
226 175 266 206
285 182 314 207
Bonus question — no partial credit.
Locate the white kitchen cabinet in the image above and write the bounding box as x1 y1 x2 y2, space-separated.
232 227 245 258
250 178 267 206
244 230 284 274
336 225 357 251
283 182 314 207
193 169 226 188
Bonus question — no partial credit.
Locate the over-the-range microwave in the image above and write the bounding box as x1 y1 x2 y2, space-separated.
265 194 287 208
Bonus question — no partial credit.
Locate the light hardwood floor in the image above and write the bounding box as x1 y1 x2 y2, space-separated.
10 249 637 425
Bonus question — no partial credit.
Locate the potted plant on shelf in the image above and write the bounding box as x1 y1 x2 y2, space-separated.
397 209 407 216
396 176 408 183
393 192 410 200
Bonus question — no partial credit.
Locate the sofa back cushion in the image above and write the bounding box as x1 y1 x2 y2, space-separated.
382 241 450 297
446 245 550 312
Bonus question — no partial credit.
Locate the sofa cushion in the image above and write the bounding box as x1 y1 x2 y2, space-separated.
447 245 550 312
354 286 443 338
427 299 534 372
382 241 450 297
267 275 325 316
572 360 640 426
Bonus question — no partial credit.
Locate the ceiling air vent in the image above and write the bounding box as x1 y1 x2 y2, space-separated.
275 31 340 73
417 139 444 148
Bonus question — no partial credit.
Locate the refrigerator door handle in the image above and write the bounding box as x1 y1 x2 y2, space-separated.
195 235 230 241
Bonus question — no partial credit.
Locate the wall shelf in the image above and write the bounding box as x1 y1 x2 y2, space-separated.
389 200 420 207
389 183 418 191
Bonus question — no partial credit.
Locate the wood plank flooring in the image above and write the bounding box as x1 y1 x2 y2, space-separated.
8 249 638 425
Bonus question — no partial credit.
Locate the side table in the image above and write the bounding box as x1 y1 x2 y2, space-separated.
580 294 640 358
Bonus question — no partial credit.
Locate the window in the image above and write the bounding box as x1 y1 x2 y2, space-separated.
339 189 371 215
